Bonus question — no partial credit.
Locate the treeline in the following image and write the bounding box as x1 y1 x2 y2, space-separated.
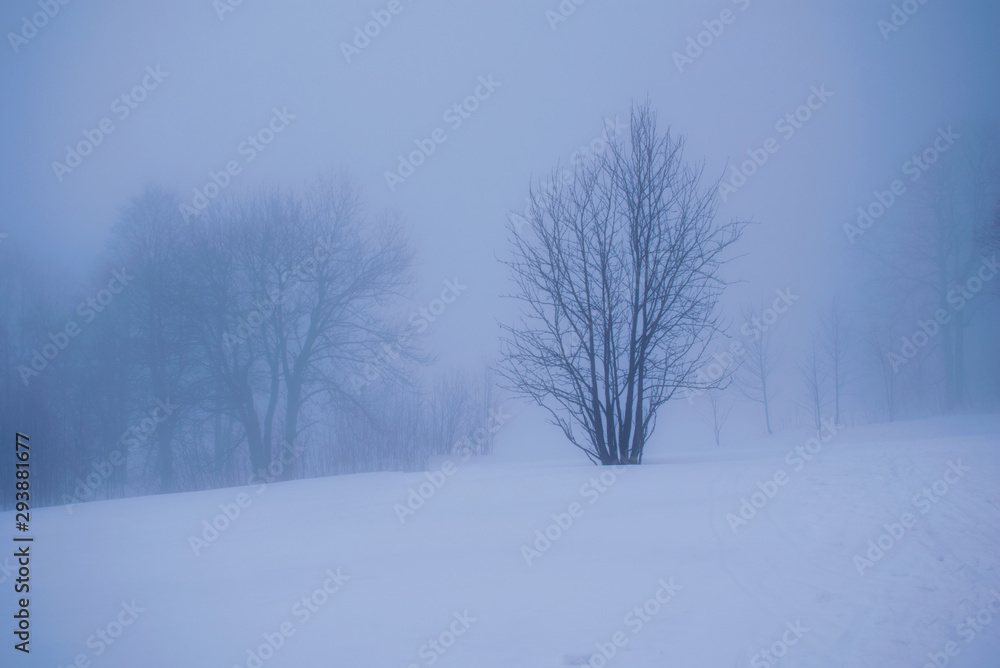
696 124 1000 442
0 176 498 510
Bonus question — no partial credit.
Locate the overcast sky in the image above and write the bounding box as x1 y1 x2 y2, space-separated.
2 0 997 370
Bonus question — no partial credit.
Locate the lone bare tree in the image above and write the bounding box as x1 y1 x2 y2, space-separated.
499 102 742 465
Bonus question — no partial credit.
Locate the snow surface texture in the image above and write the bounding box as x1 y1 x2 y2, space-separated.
4 415 1000 667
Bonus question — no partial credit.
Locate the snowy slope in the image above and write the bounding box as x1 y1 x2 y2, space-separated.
4 415 1000 667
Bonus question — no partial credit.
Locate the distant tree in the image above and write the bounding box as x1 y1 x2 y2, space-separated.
702 388 733 447
187 198 280 479
799 339 826 432
426 369 475 457
820 299 849 424
867 322 900 422
872 125 1000 409
190 179 412 481
318 363 501 476
737 303 781 435
67 281 133 500
436 364 502 457
107 187 194 493
0 248 67 508
500 101 742 464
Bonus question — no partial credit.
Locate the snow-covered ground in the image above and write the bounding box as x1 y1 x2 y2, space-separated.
6 414 1000 667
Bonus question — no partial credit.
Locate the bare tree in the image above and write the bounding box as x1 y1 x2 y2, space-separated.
475 364 500 456
108 186 194 493
702 388 733 447
499 102 742 464
426 369 474 457
442 363 502 457
188 199 280 478
799 339 826 432
275 180 412 479
871 126 1000 409
737 303 781 435
867 323 899 422
0 248 75 508
820 299 848 424
190 179 412 481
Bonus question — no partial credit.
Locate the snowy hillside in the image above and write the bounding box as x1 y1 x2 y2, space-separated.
7 415 1000 667
2 2 998 667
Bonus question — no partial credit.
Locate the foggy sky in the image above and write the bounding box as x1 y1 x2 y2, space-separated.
1 0 997 371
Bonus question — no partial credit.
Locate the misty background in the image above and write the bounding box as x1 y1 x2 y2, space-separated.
2 0 999 506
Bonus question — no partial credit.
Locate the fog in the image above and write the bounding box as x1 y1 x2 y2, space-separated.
1 1 999 665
